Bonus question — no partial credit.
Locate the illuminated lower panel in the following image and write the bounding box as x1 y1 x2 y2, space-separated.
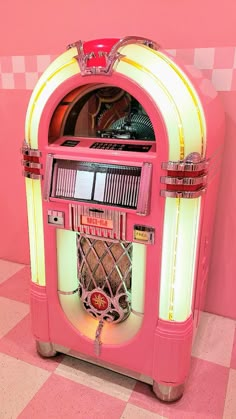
56 229 146 344
159 197 201 321
25 178 45 285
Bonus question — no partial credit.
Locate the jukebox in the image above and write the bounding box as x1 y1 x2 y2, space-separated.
22 37 224 401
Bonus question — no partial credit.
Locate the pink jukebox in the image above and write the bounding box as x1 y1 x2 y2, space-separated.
23 36 224 401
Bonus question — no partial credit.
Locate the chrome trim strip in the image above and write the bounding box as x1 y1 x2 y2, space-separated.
22 160 42 169
160 188 206 198
23 172 43 180
160 174 207 185
161 160 209 172
21 146 41 157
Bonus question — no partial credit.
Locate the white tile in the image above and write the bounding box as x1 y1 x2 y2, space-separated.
55 356 136 401
25 72 39 90
0 353 50 418
0 296 29 339
192 312 235 367
0 259 25 284
194 48 215 69
167 49 176 57
121 403 168 419
12 56 25 73
223 369 236 419
211 68 233 91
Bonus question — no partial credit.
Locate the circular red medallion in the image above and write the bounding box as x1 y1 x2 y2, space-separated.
90 291 109 311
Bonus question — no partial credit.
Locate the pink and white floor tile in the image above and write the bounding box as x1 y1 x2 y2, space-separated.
0 259 235 419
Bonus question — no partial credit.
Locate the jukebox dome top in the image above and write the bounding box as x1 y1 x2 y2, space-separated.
25 35 224 164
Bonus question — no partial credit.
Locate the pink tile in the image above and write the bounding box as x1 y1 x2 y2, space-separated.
18 373 126 419
50 54 58 63
201 69 214 81
192 312 235 367
230 327 236 369
0 56 13 72
36 55 52 72
175 49 195 65
0 259 24 284
129 358 229 419
0 74 2 89
0 296 29 338
13 73 27 90
223 369 236 418
214 47 235 69
12 56 25 73
0 314 64 371
0 265 30 303
0 352 50 418
25 55 38 72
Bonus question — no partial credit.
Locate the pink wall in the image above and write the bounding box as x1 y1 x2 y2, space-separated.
0 0 236 54
0 0 236 318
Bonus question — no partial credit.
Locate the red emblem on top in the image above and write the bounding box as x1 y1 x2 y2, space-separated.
90 291 109 311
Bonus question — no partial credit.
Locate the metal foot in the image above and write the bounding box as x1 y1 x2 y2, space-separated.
36 340 57 358
153 381 184 402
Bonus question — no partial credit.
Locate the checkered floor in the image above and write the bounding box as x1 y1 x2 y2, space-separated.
0 259 236 419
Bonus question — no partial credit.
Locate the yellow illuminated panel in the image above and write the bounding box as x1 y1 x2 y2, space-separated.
131 243 146 314
117 44 206 160
25 178 45 285
56 229 78 292
25 49 80 287
159 197 201 321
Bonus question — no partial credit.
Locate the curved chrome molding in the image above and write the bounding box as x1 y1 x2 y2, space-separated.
160 188 206 198
162 160 209 172
58 288 79 295
131 308 144 317
70 36 160 76
160 174 207 185
21 145 42 158
23 172 43 180
22 160 42 169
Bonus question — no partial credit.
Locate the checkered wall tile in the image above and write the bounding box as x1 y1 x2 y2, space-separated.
0 48 236 91
169 47 236 92
0 54 57 90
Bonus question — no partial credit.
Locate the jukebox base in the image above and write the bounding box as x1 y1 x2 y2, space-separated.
35 339 185 402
